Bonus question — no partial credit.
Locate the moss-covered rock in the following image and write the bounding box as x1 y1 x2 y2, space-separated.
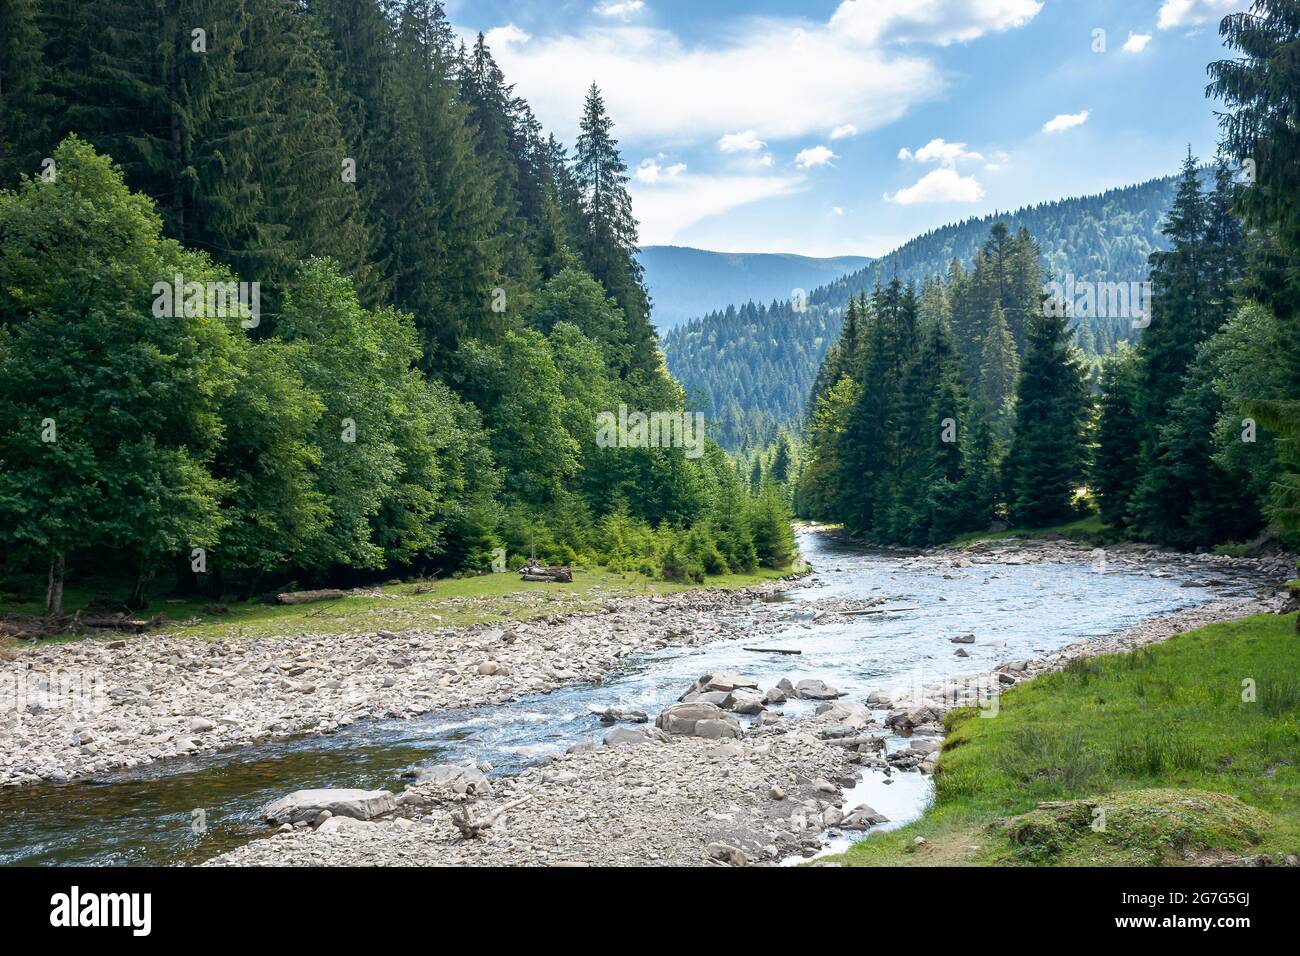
994 789 1273 865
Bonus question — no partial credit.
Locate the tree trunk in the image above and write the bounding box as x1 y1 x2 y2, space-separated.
44 553 65 618
128 564 154 611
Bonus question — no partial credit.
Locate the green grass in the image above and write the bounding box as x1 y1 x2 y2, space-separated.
828 612 1300 866
0 563 797 645
950 514 1113 548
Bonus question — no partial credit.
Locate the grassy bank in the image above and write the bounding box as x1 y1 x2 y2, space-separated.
0 564 797 645
828 611 1300 866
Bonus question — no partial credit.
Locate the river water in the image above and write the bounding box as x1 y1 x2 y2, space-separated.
0 532 1255 866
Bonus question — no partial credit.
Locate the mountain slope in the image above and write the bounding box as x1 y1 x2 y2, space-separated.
663 174 1182 451
638 246 872 332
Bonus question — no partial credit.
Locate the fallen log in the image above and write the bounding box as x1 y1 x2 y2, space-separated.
742 647 802 656
519 564 573 583
79 615 155 633
840 606 920 616
275 589 346 606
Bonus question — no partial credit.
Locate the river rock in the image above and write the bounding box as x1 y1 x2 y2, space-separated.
814 699 871 729
656 702 742 739
677 671 759 702
412 764 491 794
705 842 750 866
841 806 889 829
592 706 649 724
795 679 845 700
263 788 396 825
762 687 788 705
604 726 668 747
724 688 766 715
950 634 976 644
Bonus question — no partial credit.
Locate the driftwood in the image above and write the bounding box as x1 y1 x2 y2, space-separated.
275 589 346 606
742 647 802 656
450 795 531 839
79 614 154 632
519 564 573 583
840 606 920 616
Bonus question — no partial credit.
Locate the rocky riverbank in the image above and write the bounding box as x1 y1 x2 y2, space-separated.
0 579 812 787
209 588 1286 868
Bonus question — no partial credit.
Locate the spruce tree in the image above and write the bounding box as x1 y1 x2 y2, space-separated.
574 84 656 375
1002 300 1089 527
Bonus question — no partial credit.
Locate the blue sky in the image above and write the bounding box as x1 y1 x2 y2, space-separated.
445 0 1249 257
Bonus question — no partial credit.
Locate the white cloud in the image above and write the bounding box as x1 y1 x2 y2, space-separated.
831 206 845 217
795 146 837 169
1122 33 1152 53
1156 0 1242 30
634 158 686 183
718 130 766 153
1042 110 1090 133
898 137 984 167
593 1 645 17
830 0 1044 47
758 154 775 168
885 167 985 205
830 124 859 140
629 172 806 244
481 20 944 144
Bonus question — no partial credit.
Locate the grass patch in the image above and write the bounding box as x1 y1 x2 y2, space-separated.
827 612 1300 867
1 564 796 645
950 515 1114 548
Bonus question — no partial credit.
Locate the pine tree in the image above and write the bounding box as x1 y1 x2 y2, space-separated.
1002 301 1089 527
574 84 656 375
1092 345 1143 529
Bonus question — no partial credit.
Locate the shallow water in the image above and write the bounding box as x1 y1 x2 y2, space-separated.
0 534 1254 866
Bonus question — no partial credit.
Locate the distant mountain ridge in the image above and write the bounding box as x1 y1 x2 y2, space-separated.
662 174 1184 452
638 246 873 332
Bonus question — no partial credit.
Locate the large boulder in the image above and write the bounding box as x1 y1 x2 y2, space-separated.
656 702 742 739
794 679 845 701
677 672 759 702
814 699 871 729
724 688 766 715
263 788 395 825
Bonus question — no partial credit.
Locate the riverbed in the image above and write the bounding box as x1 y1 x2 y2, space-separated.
0 532 1267 866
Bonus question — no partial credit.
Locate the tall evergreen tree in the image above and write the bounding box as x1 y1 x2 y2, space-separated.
1002 301 1089 527
574 84 656 375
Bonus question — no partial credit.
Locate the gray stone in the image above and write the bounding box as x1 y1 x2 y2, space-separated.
603 726 668 747
412 764 491 794
794 679 844 700
263 788 396 825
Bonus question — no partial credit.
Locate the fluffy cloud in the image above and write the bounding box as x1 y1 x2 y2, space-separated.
830 0 1044 47
634 158 687 183
1042 110 1090 133
1156 0 1243 30
593 1 645 17
898 137 984 166
830 124 859 140
718 130 766 153
795 146 837 169
482 21 942 145
629 172 806 243
1122 33 1152 53
885 167 985 205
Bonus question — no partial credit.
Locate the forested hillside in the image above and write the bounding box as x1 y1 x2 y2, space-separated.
0 0 795 613
663 175 1182 451
637 246 870 331
794 0 1300 556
